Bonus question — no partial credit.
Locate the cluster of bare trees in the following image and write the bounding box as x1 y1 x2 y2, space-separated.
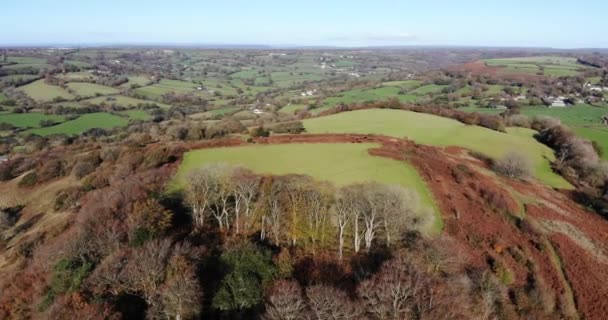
185 165 425 256
264 251 477 320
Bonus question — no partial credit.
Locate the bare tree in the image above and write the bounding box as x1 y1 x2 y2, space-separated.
303 181 332 252
123 239 173 305
334 187 354 260
232 168 260 235
263 280 307 320
186 166 221 229
157 255 202 320
358 254 429 320
493 151 533 180
306 285 363 320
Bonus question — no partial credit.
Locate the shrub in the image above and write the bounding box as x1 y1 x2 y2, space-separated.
270 121 305 134
250 126 270 138
19 171 38 187
493 152 532 180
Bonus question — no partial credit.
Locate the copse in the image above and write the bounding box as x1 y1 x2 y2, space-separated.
184 165 423 257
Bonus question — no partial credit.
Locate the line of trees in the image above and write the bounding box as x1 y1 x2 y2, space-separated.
185 164 428 258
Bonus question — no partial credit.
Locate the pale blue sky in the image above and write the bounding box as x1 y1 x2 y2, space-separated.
1 0 607 48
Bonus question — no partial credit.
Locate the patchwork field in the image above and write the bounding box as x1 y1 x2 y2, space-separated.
303 109 572 189
18 80 75 102
25 112 128 136
483 56 585 77
0 113 65 128
66 82 120 97
174 142 440 232
83 95 170 108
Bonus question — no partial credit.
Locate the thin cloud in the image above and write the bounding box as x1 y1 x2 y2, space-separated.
326 32 418 42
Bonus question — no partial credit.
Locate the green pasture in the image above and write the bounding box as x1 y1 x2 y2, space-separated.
303 109 572 189
174 142 441 233
25 112 128 136
18 80 75 102
66 82 120 97
0 113 65 128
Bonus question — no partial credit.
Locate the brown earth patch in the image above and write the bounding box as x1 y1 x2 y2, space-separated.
452 60 545 81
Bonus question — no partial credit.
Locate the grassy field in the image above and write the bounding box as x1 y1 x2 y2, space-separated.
520 105 608 126
321 86 418 110
408 84 448 95
484 56 584 77
18 80 75 102
0 113 65 128
84 95 170 108
572 126 608 160
66 82 120 97
280 104 308 114
25 112 128 136
174 143 441 232
135 79 199 98
303 109 571 189
121 110 152 121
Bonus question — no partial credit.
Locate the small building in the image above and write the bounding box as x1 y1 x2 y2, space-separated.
0 155 8 163
252 109 263 115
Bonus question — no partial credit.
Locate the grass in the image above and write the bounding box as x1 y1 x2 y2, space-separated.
84 95 170 108
121 110 152 121
572 126 608 160
174 143 441 233
0 113 65 128
484 56 584 77
380 80 422 89
322 86 417 110
520 105 608 126
66 82 120 98
122 76 152 87
408 84 448 95
18 80 75 102
135 79 199 98
303 109 572 189
280 104 308 114
25 113 128 136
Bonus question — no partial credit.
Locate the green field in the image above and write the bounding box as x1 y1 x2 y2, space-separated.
0 113 65 128
280 104 308 114
122 76 152 87
303 109 571 189
121 110 152 121
484 56 584 77
25 112 128 136
380 80 422 89
66 82 120 97
174 143 441 232
84 95 170 108
135 79 199 98
18 80 75 102
321 86 417 111
573 127 608 160
520 105 608 126
408 84 448 95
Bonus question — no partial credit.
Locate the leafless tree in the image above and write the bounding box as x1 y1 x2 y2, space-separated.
493 151 532 180
263 280 307 320
333 187 353 260
186 166 221 229
358 254 430 320
232 168 260 235
306 285 362 320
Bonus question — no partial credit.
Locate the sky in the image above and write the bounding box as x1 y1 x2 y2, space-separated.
1 0 607 48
